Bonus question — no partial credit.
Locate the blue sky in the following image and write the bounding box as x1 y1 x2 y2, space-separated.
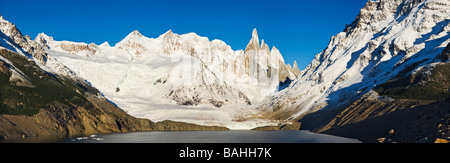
0 0 367 69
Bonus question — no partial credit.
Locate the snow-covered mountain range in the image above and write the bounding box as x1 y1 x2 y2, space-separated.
1 0 448 132
1 16 299 129
260 0 450 120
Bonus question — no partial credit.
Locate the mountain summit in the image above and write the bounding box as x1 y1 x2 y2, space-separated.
243 28 300 82
245 28 260 53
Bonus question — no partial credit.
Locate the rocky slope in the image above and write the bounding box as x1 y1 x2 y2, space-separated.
300 61 449 143
260 0 450 120
251 0 450 142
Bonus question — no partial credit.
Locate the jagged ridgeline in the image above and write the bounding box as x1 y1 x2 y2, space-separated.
0 48 99 116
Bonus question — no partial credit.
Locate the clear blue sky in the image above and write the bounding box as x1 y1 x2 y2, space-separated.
0 0 367 69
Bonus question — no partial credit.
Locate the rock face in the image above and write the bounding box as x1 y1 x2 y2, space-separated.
35 33 98 56
164 84 252 107
0 15 48 64
0 60 8 73
437 42 450 61
244 29 300 83
251 122 301 131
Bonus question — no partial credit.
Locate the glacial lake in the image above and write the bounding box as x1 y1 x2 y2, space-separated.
2 130 360 143
61 130 360 143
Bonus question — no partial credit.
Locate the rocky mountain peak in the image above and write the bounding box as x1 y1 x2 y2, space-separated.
99 41 111 47
293 61 298 69
0 16 48 64
114 30 149 55
164 29 174 35
159 29 175 40
121 30 144 42
260 39 270 52
241 28 300 83
252 28 259 40
270 46 284 63
130 30 143 37
245 28 260 53
35 33 54 45
343 0 445 34
0 13 9 24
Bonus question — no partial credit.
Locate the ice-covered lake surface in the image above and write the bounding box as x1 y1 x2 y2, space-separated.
62 130 360 143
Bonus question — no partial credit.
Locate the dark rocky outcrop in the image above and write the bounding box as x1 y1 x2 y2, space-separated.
436 42 450 62
251 122 301 131
310 97 449 143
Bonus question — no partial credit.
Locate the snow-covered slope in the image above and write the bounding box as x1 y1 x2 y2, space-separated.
261 0 450 119
35 28 298 129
